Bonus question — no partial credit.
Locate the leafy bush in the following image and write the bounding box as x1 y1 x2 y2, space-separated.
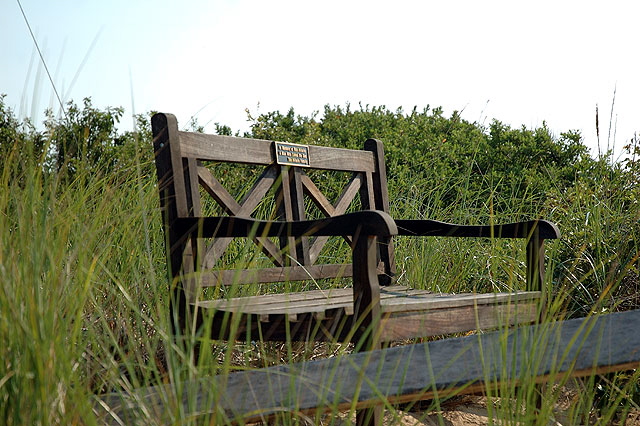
247 104 598 221
0 94 47 181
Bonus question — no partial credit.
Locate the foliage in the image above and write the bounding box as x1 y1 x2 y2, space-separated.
247 104 597 221
0 94 47 181
1 96 154 183
0 96 163 424
44 98 124 178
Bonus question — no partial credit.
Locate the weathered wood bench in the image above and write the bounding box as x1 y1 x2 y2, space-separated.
151 112 560 423
151 112 560 350
96 309 640 424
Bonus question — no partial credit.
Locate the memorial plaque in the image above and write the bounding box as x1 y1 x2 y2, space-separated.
275 141 310 167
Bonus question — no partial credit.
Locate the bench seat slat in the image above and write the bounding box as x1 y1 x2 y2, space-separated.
197 285 412 308
197 288 540 313
198 260 390 286
197 285 418 312
196 288 541 341
379 301 538 340
202 301 538 337
199 264 356 286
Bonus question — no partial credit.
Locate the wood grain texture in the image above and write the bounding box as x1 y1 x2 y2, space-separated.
193 288 541 342
200 165 279 268
197 285 414 307
352 234 382 350
290 167 310 264
197 288 538 314
379 302 538 341
152 113 194 327
178 131 376 172
198 264 356 286
197 166 242 214
364 139 395 286
301 173 336 216
179 131 274 164
306 145 376 172
304 173 363 263
96 310 640 425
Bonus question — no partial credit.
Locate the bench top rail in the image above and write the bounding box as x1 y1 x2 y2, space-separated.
178 131 377 172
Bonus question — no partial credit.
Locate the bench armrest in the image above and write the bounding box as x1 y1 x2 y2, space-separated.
392 218 559 296
174 210 398 239
395 219 560 239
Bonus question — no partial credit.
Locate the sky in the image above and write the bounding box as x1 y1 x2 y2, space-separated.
1 0 638 158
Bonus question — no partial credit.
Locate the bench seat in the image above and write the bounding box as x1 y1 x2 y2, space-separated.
198 286 541 341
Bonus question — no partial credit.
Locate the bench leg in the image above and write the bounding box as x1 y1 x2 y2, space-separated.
356 406 382 426
353 234 384 425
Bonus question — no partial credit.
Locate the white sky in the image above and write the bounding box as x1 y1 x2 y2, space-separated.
1 0 638 158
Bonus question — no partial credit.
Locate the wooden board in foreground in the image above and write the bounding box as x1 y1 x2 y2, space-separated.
95 310 640 424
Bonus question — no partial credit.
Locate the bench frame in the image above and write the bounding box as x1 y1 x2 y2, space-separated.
151 112 560 425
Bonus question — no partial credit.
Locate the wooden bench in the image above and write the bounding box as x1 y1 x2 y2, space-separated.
96 309 640 424
151 112 560 423
151 112 560 347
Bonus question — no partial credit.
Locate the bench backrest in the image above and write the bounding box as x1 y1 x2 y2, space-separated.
152 113 395 300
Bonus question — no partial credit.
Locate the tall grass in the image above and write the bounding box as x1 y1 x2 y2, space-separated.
1 110 639 425
0 130 168 423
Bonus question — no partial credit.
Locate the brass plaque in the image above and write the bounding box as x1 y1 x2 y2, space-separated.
275 142 310 167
